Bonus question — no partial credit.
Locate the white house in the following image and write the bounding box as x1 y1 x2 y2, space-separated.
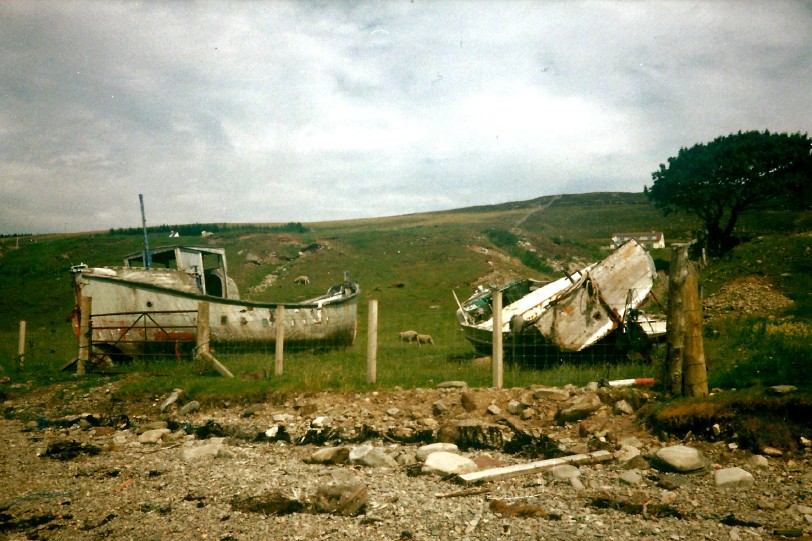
611 231 665 249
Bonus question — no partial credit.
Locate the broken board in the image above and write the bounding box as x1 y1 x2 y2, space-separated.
455 450 612 484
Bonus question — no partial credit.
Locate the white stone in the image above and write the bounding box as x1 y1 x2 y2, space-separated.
548 464 580 480
619 470 643 485
614 444 641 463
349 444 397 468
654 445 708 473
532 386 570 402
747 454 769 468
613 400 634 415
714 467 754 489
416 443 459 462
422 451 478 476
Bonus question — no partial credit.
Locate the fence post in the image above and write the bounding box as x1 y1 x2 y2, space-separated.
196 301 210 355
682 258 709 397
664 243 707 397
367 299 378 384
492 290 503 389
77 296 92 375
17 320 26 370
275 305 285 376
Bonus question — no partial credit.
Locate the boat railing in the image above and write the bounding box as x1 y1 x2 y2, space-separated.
90 309 198 358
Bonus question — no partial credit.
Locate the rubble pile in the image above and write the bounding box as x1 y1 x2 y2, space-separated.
1 380 811 540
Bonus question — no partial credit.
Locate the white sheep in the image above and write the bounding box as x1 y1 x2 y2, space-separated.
294 275 310 284
399 330 418 342
416 333 434 346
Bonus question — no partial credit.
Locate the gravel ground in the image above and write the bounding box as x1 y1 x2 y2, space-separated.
2 381 812 541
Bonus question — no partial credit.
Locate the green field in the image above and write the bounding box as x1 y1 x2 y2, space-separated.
1 192 809 403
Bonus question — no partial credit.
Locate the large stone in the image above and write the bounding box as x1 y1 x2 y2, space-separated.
652 445 708 473
138 428 171 444
714 467 755 489
613 400 634 415
348 444 397 468
306 446 351 465
422 451 478 476
182 442 233 462
614 444 641 463
507 400 527 415
619 470 643 485
416 443 459 462
179 401 201 415
548 464 580 480
432 400 449 416
556 393 603 423
460 392 479 412
437 381 468 389
747 454 769 468
533 386 570 402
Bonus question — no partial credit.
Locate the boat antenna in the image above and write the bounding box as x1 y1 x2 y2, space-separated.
139 193 153 269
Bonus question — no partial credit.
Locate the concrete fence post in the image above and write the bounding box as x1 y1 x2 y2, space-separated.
492 290 503 389
367 299 378 384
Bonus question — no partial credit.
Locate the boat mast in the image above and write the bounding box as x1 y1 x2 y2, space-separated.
139 193 153 269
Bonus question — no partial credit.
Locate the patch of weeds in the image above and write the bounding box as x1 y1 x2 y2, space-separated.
40 441 101 461
230 491 305 516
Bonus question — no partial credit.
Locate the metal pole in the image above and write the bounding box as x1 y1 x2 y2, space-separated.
139 194 152 269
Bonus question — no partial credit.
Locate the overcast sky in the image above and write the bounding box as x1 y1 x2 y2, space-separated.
1 1 810 235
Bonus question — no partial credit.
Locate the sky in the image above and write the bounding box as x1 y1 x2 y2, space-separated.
1 1 811 235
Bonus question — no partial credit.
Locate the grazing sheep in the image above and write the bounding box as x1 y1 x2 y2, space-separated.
399 330 418 342
294 275 310 284
416 333 435 346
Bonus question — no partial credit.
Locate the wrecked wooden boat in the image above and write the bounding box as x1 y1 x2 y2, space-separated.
70 245 360 357
455 240 658 357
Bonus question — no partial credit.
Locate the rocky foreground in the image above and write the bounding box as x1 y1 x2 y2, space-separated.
1 380 811 541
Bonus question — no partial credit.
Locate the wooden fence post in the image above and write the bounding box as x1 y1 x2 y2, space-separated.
77 296 92 375
196 301 210 355
17 320 26 370
664 244 708 397
492 290 503 389
275 305 285 376
682 260 709 397
367 299 378 384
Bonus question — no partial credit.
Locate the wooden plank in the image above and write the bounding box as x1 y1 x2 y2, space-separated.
196 301 210 355
456 450 612 484
197 351 234 378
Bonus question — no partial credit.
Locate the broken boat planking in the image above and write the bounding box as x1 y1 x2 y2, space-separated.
455 450 613 484
70 245 360 359
456 240 660 357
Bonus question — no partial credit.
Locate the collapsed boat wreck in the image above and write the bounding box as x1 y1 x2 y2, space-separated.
455 240 660 359
70 245 360 358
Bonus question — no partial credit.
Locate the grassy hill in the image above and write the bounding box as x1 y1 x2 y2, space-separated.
1 192 809 397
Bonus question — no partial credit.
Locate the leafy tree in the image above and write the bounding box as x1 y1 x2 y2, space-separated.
646 130 811 255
